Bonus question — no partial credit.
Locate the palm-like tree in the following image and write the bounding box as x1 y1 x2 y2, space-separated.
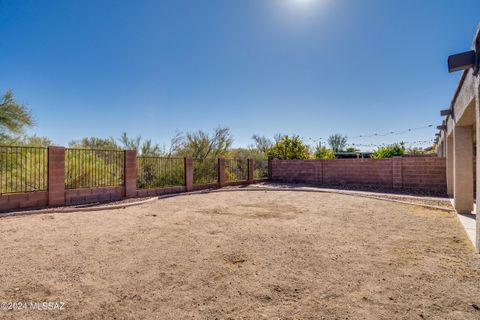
328 134 348 153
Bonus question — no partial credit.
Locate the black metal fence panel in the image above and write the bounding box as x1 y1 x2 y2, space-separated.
193 158 218 185
137 157 184 189
65 149 124 189
254 159 269 179
0 146 48 194
225 158 248 182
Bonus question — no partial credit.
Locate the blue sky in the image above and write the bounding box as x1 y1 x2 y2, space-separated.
0 0 479 150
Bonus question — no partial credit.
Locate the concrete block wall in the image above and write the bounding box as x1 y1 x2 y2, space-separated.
401 157 447 192
271 160 323 184
272 157 447 193
323 159 392 186
136 186 185 197
65 186 125 205
0 192 48 212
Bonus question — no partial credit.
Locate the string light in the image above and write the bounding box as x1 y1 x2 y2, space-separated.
346 125 433 139
348 140 434 148
306 124 435 146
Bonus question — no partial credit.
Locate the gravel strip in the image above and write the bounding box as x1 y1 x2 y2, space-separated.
245 182 453 210
70 196 156 208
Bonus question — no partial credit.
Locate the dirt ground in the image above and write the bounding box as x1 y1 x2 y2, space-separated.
0 191 479 320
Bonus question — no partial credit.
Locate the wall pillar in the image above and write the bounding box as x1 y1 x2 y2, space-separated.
184 157 193 192
124 150 137 198
392 157 403 189
247 159 254 183
453 125 474 213
437 142 443 157
218 158 225 187
268 156 273 180
476 78 480 252
446 134 454 197
48 146 65 206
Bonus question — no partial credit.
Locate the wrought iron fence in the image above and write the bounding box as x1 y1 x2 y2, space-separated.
65 149 124 189
225 158 248 182
0 146 48 194
193 158 218 185
137 157 184 189
254 159 269 179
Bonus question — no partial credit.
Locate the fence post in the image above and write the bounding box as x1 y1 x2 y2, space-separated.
392 157 403 189
184 157 193 192
268 156 273 180
218 158 225 187
124 150 137 198
248 159 254 183
48 146 65 206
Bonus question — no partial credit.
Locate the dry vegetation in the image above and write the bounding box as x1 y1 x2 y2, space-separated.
0 191 479 319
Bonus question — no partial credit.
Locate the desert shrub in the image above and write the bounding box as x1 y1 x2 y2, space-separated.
314 146 335 159
267 135 310 160
371 142 405 158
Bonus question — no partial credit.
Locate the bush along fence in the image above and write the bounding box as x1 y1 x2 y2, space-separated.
0 146 269 212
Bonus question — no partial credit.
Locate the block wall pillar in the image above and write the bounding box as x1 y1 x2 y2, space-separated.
454 125 474 213
184 157 193 192
446 134 454 197
124 150 137 198
392 157 402 189
218 158 225 187
48 146 65 206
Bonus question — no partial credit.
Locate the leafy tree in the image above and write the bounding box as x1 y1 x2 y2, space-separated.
0 92 50 193
175 126 233 159
69 137 119 149
117 132 163 155
139 139 162 156
406 147 434 155
166 131 183 157
314 145 335 159
228 148 258 159
20 135 53 147
267 135 310 160
0 134 52 147
118 132 141 150
273 133 285 143
0 90 34 139
328 134 348 152
371 142 405 158
251 135 274 154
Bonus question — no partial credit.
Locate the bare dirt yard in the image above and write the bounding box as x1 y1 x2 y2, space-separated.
1 191 479 320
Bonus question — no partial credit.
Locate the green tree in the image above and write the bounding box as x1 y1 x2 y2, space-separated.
371 142 405 158
328 134 348 152
69 137 119 149
267 135 310 160
175 127 233 159
118 132 141 150
118 132 163 155
251 135 274 154
314 145 335 159
0 90 34 139
20 135 53 147
228 148 259 159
